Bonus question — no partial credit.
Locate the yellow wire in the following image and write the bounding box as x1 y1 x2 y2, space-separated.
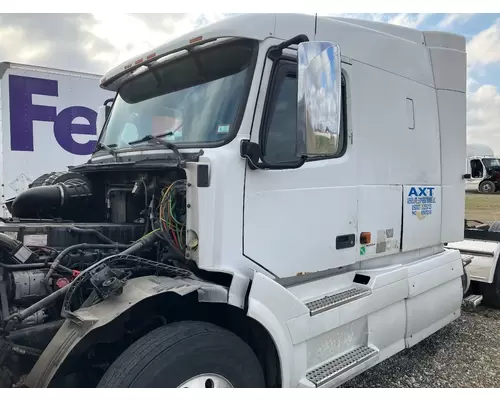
141 228 160 239
159 181 186 249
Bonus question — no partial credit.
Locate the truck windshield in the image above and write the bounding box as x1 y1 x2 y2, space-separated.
98 38 257 151
483 158 500 169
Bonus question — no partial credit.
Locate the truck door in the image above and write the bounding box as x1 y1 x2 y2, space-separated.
467 158 483 192
242 53 357 279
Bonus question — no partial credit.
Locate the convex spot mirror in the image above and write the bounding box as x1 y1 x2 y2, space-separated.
297 41 342 158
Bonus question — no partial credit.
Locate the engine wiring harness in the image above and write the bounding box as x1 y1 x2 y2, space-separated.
158 179 187 256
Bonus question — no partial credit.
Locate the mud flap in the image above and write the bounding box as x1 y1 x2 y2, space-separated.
24 275 228 388
446 239 500 284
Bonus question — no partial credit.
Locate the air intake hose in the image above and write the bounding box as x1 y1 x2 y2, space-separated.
11 176 92 220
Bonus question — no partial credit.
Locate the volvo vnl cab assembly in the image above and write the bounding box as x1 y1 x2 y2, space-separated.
0 14 468 388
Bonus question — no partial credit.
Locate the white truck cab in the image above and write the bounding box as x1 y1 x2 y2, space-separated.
0 14 469 388
465 143 500 193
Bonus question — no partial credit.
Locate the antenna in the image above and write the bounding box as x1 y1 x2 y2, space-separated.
314 13 318 40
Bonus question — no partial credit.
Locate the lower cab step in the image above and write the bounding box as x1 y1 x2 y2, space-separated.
305 286 372 316
463 294 483 308
305 345 379 388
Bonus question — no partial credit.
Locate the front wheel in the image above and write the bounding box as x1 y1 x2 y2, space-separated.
479 180 496 194
97 321 265 388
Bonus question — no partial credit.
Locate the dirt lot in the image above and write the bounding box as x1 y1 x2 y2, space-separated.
342 192 500 388
342 306 500 388
465 192 500 223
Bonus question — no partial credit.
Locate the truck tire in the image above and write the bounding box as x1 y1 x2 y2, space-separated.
479 180 496 194
97 321 265 388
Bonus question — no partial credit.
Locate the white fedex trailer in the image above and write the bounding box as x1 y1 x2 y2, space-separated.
0 62 110 217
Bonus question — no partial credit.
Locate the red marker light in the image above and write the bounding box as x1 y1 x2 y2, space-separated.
146 52 156 60
134 58 144 65
189 36 203 44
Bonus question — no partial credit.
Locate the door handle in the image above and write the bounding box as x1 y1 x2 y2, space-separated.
336 234 355 250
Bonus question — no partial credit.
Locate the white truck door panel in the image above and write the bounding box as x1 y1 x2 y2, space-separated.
244 173 358 278
243 60 357 278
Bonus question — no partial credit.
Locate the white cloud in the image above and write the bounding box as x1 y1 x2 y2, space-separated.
467 19 500 69
0 13 228 74
467 84 500 154
83 13 227 72
387 13 430 28
461 19 500 155
438 13 474 29
0 25 50 64
83 14 174 69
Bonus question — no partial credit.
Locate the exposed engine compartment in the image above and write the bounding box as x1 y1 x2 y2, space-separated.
0 166 198 386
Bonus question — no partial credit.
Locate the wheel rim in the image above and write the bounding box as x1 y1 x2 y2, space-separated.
179 374 234 388
482 182 494 193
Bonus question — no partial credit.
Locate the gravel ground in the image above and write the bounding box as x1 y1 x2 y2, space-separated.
341 306 500 388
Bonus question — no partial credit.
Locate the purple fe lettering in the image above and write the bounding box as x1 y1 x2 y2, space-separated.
9 75 58 152
9 74 98 155
54 106 97 155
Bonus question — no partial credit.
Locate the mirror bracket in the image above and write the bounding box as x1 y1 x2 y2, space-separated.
240 140 306 171
268 34 310 61
103 98 114 118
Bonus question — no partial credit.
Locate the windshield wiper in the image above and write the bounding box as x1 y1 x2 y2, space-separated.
128 131 173 146
94 142 118 161
128 132 184 167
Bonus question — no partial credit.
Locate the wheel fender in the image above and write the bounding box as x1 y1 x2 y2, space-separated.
246 272 309 388
24 275 228 388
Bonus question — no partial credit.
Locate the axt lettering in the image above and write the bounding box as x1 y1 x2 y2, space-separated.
9 74 97 155
408 187 435 197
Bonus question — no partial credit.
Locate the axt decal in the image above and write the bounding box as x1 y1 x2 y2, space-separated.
9 74 98 156
407 186 436 220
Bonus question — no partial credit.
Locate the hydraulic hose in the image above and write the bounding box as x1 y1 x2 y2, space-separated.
67 227 116 245
0 262 47 270
0 262 73 274
44 243 130 282
0 233 21 254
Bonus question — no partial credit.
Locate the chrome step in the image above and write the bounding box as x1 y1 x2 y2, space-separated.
306 345 379 387
305 286 372 316
463 294 483 308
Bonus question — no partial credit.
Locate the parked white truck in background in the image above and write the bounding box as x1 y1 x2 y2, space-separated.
0 62 111 217
465 143 500 193
0 13 488 388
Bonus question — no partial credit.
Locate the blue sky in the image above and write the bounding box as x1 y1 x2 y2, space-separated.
0 13 498 152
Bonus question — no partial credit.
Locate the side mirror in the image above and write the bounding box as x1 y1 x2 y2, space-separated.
297 41 342 158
